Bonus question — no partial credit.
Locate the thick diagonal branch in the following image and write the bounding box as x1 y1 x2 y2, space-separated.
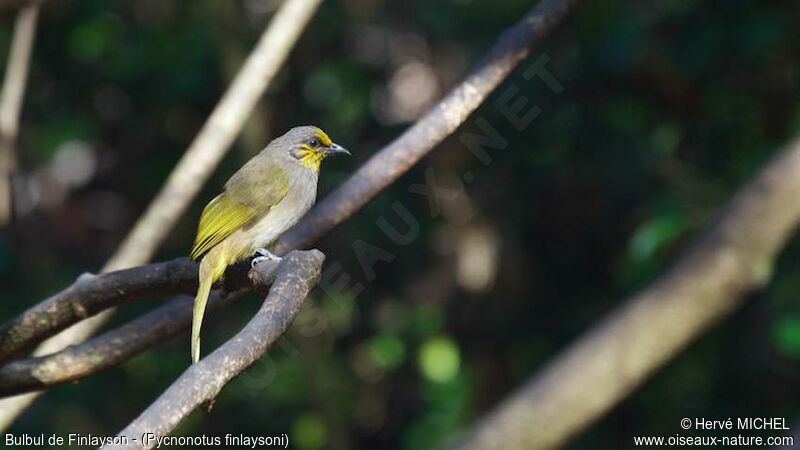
104 250 324 449
274 0 579 253
455 135 800 450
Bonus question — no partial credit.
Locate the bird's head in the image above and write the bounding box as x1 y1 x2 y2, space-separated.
280 125 349 171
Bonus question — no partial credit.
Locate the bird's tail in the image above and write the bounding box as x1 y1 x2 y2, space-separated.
192 254 227 363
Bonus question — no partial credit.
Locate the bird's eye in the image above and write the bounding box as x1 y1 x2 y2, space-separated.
308 138 319 147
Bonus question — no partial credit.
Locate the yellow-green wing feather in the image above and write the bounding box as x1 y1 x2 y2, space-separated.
190 163 289 260
190 195 253 259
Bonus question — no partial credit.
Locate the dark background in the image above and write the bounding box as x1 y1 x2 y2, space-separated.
2 0 799 448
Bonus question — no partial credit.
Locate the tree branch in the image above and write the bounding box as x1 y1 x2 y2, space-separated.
0 295 214 398
0 256 287 397
104 250 324 449
0 257 283 367
455 135 800 450
0 259 195 365
275 0 580 253
0 2 38 225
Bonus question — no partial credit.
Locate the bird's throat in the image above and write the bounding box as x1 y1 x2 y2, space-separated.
296 146 325 171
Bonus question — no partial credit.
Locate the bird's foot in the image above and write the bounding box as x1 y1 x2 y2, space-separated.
251 248 282 268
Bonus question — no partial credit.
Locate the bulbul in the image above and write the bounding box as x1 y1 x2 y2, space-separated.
190 125 349 363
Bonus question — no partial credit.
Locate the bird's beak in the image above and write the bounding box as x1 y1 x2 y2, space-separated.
325 143 350 156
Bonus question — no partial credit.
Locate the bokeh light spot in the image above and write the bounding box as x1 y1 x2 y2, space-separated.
291 413 327 450
772 315 800 358
418 336 461 383
368 333 406 369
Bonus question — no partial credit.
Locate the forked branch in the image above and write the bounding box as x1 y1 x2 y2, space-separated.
0 257 281 366
0 257 285 397
104 250 324 449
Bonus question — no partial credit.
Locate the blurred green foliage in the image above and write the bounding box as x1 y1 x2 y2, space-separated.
418 336 460 384
1 0 799 449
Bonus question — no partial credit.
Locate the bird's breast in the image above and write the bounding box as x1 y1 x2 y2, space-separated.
246 171 318 251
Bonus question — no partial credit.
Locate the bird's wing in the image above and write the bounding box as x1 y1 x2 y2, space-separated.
190 164 289 260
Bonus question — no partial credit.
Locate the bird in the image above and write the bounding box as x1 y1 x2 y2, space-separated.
189 125 349 363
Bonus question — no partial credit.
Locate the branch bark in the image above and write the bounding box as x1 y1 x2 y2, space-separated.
0 259 196 365
0 256 286 397
0 2 38 225
274 0 580 253
455 135 800 450
0 0 323 430
103 250 324 449
0 257 282 367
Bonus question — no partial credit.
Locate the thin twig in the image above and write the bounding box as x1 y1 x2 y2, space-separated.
275 0 580 253
104 250 324 449
0 255 284 397
455 135 800 450
0 0 323 430
0 2 39 225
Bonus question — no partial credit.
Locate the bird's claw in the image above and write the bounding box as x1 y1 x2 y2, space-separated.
251 248 281 268
251 256 271 267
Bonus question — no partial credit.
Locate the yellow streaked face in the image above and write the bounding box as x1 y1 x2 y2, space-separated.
291 127 349 171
